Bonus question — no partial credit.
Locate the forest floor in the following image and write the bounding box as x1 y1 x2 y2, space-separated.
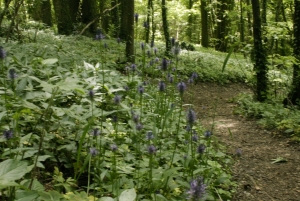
187 82 300 201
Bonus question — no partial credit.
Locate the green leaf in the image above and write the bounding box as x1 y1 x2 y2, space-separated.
15 190 40 201
0 159 28 181
221 46 234 72
0 180 19 189
99 197 114 201
21 179 45 191
162 167 182 179
42 58 58 65
38 190 63 201
0 111 6 121
119 188 136 201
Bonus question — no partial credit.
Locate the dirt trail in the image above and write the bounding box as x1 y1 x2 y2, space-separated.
188 83 300 201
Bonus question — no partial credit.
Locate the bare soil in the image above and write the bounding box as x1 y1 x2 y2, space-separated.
188 83 300 201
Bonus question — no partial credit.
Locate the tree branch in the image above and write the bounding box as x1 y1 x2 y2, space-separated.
79 3 120 36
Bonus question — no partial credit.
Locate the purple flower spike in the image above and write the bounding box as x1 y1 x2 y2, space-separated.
187 177 206 200
197 144 206 154
158 81 166 92
110 144 118 152
3 130 13 140
89 148 99 156
147 145 157 154
187 109 196 125
177 82 187 94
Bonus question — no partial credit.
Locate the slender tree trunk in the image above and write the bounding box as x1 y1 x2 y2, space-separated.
162 0 171 56
246 0 252 37
240 0 245 42
252 0 268 102
201 0 209 47
286 0 300 105
186 0 194 42
145 0 152 43
208 0 216 38
124 0 134 62
110 0 120 36
119 1 127 41
215 0 228 52
151 0 156 42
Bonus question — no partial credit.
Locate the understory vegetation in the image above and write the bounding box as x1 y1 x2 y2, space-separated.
1 26 299 201
0 31 240 201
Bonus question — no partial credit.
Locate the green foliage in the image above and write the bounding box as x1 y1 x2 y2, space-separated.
0 31 236 200
0 159 29 189
178 47 253 83
235 94 300 139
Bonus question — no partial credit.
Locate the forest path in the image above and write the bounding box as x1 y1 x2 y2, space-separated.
188 83 300 201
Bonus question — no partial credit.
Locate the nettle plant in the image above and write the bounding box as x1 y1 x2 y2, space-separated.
0 34 235 201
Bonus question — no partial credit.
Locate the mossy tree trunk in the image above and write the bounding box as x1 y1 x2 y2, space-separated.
201 0 209 47
286 0 300 105
99 0 110 33
162 0 171 56
252 0 268 102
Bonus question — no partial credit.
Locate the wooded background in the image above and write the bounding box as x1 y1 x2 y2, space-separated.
0 0 299 104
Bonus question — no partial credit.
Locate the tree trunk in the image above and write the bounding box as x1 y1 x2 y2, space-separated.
239 0 245 42
0 0 12 28
186 0 194 42
5 0 24 41
246 0 252 37
53 0 80 35
151 0 156 42
82 0 99 34
162 0 171 56
122 0 134 62
110 0 120 36
201 0 209 47
100 0 110 33
41 0 52 26
215 0 228 52
27 0 51 26
286 0 300 105
119 1 128 41
145 0 152 43
252 0 268 102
